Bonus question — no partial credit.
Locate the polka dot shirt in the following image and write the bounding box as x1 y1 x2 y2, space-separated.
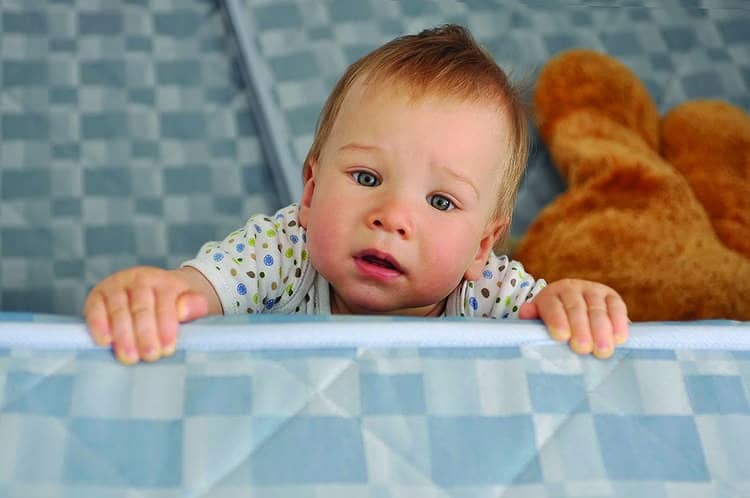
182 203 546 317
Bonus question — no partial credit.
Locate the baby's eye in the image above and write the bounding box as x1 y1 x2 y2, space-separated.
352 171 380 187
428 194 454 211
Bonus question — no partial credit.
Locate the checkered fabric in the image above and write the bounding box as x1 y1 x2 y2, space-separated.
0 0 280 315
1 314 749 497
237 0 750 240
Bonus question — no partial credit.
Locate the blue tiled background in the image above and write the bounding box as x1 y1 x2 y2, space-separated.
1 0 280 314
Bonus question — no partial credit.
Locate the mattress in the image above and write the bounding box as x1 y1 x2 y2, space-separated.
1 313 749 497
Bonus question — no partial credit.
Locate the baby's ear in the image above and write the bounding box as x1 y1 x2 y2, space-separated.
464 216 509 281
298 159 318 229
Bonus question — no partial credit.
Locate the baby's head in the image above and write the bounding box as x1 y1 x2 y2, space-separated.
298 25 531 316
303 24 529 221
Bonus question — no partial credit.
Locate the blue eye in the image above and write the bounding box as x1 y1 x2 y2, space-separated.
352 171 380 187
428 194 454 211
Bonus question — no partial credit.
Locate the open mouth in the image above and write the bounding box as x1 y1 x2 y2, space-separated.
354 250 404 279
361 254 398 270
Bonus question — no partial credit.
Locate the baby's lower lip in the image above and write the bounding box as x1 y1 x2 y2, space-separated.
353 256 403 280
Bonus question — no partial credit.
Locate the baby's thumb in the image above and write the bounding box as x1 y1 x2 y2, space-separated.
177 293 209 323
517 301 539 320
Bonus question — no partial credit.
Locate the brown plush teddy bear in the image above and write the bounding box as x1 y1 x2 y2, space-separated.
515 49 750 322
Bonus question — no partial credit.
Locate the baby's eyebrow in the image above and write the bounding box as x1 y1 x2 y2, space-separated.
436 164 479 199
339 142 379 153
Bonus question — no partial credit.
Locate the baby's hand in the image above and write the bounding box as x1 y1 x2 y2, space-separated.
83 266 209 365
518 279 629 359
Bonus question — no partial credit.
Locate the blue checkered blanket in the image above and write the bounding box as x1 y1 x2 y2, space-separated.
1 313 749 497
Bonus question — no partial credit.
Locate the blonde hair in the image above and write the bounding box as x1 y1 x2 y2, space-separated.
303 24 529 220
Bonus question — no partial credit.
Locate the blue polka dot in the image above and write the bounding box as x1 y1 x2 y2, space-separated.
520 281 529 288
254 224 262 233
236 243 245 252
290 235 299 244
469 297 478 310
483 270 493 279
263 254 274 267
502 312 510 319
265 300 274 310
237 283 247 295
213 253 224 262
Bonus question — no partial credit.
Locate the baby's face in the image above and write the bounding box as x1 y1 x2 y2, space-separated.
299 80 511 316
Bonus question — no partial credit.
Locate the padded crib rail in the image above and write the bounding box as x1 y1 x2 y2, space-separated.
1 314 749 497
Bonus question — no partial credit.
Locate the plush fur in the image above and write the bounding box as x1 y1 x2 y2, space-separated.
515 50 750 321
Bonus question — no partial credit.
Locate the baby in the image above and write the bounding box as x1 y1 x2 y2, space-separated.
84 24 629 364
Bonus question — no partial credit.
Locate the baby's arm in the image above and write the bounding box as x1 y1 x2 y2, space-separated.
519 278 629 359
83 266 221 364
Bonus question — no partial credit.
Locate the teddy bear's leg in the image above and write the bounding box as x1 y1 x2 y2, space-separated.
661 100 750 258
534 50 660 151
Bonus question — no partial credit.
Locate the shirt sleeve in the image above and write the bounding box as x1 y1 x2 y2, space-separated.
180 204 314 315
454 253 546 319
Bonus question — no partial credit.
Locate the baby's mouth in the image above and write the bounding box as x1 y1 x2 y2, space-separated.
354 250 404 276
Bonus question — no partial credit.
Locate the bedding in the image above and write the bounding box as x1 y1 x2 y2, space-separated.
1 313 749 497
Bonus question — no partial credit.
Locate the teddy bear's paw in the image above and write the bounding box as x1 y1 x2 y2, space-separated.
661 100 750 258
534 49 659 151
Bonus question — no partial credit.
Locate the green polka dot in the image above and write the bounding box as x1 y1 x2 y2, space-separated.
286 285 294 296
285 248 294 258
301 250 308 261
249 239 256 247
505 296 511 306
253 293 259 304
267 229 276 237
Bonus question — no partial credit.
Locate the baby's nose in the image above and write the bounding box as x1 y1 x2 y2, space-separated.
368 200 413 238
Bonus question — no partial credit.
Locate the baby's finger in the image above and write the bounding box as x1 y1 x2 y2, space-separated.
586 296 615 359
561 294 593 355
607 294 630 345
535 296 571 342
83 291 112 346
105 290 139 365
155 288 180 357
129 287 161 362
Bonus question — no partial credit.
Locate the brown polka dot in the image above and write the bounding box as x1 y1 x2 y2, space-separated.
271 282 278 290
230 269 237 276
498 265 506 272
511 279 517 287
295 268 302 278
481 288 490 298
283 276 289 284
288 220 297 227
262 243 268 249
278 244 282 252
247 271 255 278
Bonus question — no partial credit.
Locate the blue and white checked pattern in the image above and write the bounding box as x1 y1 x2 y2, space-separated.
1 314 749 497
0 0 280 315
237 0 750 241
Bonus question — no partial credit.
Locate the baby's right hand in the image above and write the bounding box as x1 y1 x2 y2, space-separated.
83 266 210 364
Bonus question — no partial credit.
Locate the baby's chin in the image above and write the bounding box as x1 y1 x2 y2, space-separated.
330 287 445 317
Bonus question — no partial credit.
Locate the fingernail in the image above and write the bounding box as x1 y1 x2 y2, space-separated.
551 328 571 341
162 343 176 357
177 302 189 322
118 347 138 365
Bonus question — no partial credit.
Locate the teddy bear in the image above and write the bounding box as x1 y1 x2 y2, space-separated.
514 49 750 322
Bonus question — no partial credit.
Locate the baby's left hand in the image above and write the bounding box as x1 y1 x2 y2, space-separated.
518 278 629 359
